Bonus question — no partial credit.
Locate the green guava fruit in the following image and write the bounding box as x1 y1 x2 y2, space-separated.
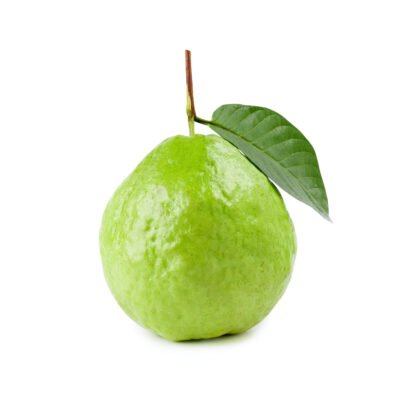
100 134 296 341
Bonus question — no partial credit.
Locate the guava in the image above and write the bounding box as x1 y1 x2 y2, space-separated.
100 134 296 341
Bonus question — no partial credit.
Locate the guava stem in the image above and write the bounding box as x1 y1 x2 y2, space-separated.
185 50 196 136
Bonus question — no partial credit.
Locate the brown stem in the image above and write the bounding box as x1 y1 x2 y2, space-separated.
185 50 196 135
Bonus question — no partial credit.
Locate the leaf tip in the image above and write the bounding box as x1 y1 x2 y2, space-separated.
321 212 332 222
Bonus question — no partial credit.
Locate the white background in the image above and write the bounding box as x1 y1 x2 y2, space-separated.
1 1 415 414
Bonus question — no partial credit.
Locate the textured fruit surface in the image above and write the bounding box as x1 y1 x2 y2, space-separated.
100 134 296 341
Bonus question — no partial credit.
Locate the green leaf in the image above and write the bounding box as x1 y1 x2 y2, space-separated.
197 104 329 220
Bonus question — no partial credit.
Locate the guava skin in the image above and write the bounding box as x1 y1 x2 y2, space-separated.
100 134 296 341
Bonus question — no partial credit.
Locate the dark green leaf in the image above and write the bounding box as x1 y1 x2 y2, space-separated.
197 104 329 220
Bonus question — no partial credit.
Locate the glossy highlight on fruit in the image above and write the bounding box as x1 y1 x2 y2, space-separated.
100 134 296 341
